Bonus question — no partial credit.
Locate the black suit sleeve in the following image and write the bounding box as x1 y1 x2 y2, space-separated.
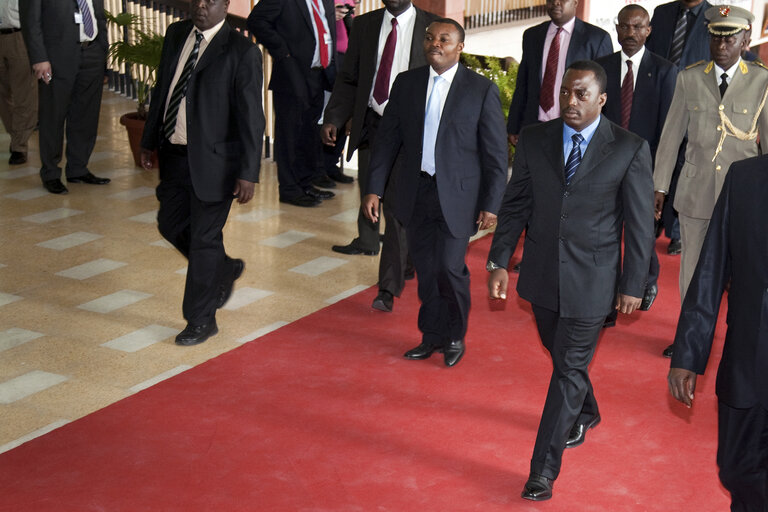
19 0 46 64
366 74 405 196
477 82 509 214
488 127 534 266
236 45 266 182
670 170 732 374
323 15 363 129
507 31 531 136
595 30 614 60
247 0 290 60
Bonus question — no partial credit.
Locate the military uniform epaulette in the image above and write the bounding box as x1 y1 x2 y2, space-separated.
750 60 768 71
686 60 707 70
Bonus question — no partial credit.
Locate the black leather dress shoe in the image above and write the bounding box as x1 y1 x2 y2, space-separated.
66 172 110 185
404 342 440 360
639 283 658 311
304 186 335 200
404 267 416 280
662 344 674 358
331 243 378 256
565 414 601 449
312 175 336 189
280 194 321 207
328 171 353 184
175 321 218 346
521 474 553 501
217 259 245 308
603 309 618 328
9 151 27 165
372 290 393 312
667 238 682 255
443 339 465 367
43 179 68 195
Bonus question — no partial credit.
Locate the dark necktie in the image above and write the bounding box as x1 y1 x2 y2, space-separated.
373 18 398 104
669 8 689 65
539 27 562 112
310 0 330 68
76 0 94 38
719 72 729 97
620 60 634 129
163 31 203 140
564 133 584 185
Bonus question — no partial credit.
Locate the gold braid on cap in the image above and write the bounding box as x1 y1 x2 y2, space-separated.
708 25 750 36
713 85 768 161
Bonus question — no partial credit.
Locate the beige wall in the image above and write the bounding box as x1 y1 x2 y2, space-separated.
229 0 254 18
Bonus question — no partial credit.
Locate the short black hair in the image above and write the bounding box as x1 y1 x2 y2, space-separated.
617 4 649 20
566 60 608 93
431 18 465 42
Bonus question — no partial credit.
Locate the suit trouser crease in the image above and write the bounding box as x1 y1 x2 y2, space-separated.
156 144 233 325
530 304 604 480
678 213 710 301
407 176 470 345
38 43 104 180
0 31 37 153
272 69 325 200
717 401 768 512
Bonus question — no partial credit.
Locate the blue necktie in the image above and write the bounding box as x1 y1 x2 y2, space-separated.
76 0 94 38
421 76 443 176
564 133 583 185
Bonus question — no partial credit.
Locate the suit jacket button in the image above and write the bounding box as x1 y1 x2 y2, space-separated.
718 105 725 111
716 165 722 171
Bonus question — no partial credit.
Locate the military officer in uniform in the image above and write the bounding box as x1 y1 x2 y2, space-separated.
653 5 768 320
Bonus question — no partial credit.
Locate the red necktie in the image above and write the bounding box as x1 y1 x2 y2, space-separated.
310 0 330 68
539 27 562 112
373 18 398 104
620 60 634 130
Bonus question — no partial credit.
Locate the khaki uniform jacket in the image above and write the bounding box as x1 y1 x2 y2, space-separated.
654 59 768 219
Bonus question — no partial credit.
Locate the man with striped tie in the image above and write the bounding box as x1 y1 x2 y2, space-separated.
488 60 654 501
20 0 111 194
140 0 265 346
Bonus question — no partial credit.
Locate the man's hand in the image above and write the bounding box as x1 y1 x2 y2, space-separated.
668 368 697 408
33 61 52 84
140 149 154 170
233 179 255 204
362 193 379 223
320 123 337 146
508 134 519 146
654 191 666 221
616 293 642 314
488 268 508 300
476 211 497 231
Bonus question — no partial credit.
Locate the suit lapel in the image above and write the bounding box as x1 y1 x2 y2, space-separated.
702 62 721 103
566 19 585 66
438 64 464 131
569 116 615 186
295 0 314 32
631 50 654 119
194 22 229 75
544 120 565 184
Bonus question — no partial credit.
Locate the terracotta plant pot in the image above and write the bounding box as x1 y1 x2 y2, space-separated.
120 112 157 168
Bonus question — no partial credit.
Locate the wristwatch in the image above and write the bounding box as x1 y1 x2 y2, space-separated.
486 260 504 272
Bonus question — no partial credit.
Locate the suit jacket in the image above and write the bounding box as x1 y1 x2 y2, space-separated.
366 64 508 238
141 20 265 203
671 156 768 409
506 18 613 135
654 60 768 219
323 6 438 156
489 117 654 318
248 0 336 96
646 0 712 70
596 49 677 159
20 0 108 66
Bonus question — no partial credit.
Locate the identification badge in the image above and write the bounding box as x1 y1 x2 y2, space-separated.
74 12 83 24
323 33 331 45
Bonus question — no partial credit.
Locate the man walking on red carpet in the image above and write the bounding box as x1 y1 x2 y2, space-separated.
668 156 768 512
487 61 654 501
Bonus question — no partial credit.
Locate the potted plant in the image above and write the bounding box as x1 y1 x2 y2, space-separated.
106 10 164 167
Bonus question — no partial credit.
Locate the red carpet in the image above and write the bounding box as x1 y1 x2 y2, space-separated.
0 235 729 511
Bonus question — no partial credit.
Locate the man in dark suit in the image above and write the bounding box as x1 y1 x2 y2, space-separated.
20 0 111 194
362 19 507 367
321 0 437 312
507 0 612 145
668 156 768 511
488 61 654 500
140 0 265 346
596 4 677 315
248 0 337 207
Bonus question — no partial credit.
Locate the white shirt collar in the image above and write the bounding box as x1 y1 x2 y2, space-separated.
429 61 459 83
621 46 645 71
195 18 226 43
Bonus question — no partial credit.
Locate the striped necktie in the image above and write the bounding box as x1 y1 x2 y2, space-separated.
668 8 688 65
564 133 583 185
620 60 634 129
539 27 562 112
76 0 95 38
163 31 203 140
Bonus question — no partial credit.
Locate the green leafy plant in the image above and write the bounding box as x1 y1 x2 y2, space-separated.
106 11 164 119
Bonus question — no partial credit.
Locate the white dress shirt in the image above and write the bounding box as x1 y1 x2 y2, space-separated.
76 0 98 42
621 46 645 90
0 0 20 29
304 0 332 69
165 19 226 145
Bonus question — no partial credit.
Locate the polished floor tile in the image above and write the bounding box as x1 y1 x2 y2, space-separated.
0 371 69 404
289 256 348 276
101 325 178 352
37 232 103 250
22 208 84 224
56 259 127 280
77 290 152 313
0 328 45 353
